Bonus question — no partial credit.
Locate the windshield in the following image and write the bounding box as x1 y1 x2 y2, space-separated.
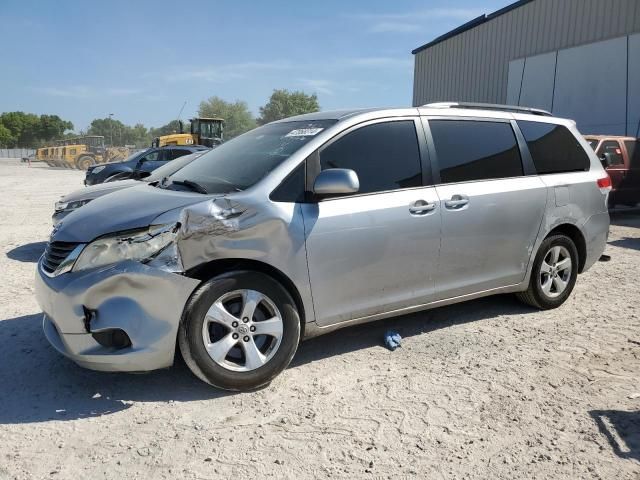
119 149 149 163
145 151 205 181
200 121 222 138
170 120 336 193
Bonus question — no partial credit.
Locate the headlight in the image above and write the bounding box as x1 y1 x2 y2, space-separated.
73 224 177 272
91 165 106 174
55 199 92 212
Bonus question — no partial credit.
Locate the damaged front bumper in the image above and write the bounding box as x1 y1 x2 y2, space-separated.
35 257 200 372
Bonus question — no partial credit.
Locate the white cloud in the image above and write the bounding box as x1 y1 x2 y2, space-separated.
162 61 294 83
347 7 484 34
298 79 335 95
369 22 422 33
34 85 140 98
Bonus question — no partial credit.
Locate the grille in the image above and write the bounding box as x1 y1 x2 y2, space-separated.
42 241 80 274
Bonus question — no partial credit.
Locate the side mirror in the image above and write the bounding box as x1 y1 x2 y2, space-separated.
313 169 360 197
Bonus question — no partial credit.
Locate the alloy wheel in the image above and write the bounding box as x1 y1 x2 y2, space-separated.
201 289 283 372
538 245 572 298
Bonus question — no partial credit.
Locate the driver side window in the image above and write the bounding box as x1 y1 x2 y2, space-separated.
319 120 422 195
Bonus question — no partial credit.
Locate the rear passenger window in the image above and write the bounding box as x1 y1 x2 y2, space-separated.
597 141 624 166
429 120 523 184
518 121 590 174
319 120 422 194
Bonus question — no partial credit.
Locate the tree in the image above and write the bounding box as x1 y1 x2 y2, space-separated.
150 120 185 138
38 115 73 143
0 123 14 148
87 118 150 147
258 89 320 125
198 96 256 139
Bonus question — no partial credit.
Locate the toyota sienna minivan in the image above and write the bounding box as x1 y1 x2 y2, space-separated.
35 103 611 391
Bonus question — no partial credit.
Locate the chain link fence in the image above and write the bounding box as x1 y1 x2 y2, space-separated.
0 148 36 159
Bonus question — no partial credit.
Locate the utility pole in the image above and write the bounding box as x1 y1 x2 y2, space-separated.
108 113 114 146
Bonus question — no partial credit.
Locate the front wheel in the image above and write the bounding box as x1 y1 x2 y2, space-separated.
516 234 579 309
179 271 301 391
76 155 95 170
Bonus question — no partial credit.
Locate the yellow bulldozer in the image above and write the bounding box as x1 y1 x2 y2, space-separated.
152 117 224 148
36 136 130 170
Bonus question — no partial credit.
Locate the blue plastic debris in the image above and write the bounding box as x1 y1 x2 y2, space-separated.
384 330 402 351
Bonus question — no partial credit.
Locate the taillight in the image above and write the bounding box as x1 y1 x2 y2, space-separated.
597 175 612 191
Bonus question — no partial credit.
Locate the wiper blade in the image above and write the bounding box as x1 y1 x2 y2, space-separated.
171 179 208 194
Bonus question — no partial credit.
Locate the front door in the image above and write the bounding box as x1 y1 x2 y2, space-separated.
302 118 442 327
425 118 547 299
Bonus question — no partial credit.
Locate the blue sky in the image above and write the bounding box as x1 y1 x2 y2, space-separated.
0 0 512 131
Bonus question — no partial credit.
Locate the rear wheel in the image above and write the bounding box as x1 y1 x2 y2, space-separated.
76 155 95 170
179 271 301 391
516 234 578 309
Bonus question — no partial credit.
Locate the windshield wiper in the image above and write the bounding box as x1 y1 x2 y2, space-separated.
171 179 209 194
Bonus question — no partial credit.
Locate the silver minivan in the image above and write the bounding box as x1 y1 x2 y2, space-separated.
35 103 611 391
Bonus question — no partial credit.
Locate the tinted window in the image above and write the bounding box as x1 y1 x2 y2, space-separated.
319 121 422 194
429 120 522 183
518 121 590 174
169 149 191 160
597 141 624 166
625 140 640 168
270 163 305 202
587 139 599 150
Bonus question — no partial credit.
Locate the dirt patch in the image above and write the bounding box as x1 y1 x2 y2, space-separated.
0 159 639 479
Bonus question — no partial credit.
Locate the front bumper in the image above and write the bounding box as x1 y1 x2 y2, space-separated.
35 258 200 372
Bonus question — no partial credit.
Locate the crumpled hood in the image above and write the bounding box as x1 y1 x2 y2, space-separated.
61 179 140 203
52 184 210 243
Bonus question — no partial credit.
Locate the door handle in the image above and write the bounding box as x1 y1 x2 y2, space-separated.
409 200 436 215
444 195 469 209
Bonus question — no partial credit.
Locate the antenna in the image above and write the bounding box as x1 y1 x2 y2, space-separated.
176 101 187 122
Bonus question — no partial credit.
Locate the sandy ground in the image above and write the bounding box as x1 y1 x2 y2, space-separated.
0 158 639 479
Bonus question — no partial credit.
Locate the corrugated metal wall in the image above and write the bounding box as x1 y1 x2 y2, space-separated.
412 0 640 106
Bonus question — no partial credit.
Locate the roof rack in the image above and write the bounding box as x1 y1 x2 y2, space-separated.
421 102 552 117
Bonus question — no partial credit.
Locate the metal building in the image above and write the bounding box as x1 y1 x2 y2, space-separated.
412 0 640 136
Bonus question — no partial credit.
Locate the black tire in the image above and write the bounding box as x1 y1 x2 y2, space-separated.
178 271 301 391
76 155 95 170
516 234 579 310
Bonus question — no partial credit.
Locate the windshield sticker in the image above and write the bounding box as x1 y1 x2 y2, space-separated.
285 128 324 137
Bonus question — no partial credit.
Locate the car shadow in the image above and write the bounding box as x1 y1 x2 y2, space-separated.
293 295 536 367
0 313 230 425
590 410 640 462
610 210 640 228
608 237 640 252
0 295 535 425
5 241 47 263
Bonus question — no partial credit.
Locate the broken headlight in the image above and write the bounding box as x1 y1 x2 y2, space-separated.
73 224 177 272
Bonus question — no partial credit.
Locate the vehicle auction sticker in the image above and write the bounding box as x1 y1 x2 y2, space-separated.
285 128 324 137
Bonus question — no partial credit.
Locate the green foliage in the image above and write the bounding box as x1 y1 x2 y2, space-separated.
150 120 186 138
0 123 13 147
0 88 320 148
88 118 150 148
258 89 320 125
199 96 256 139
0 111 72 147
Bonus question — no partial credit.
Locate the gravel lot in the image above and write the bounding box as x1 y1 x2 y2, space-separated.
0 158 639 479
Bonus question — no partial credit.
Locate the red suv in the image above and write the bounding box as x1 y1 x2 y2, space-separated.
585 135 640 208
